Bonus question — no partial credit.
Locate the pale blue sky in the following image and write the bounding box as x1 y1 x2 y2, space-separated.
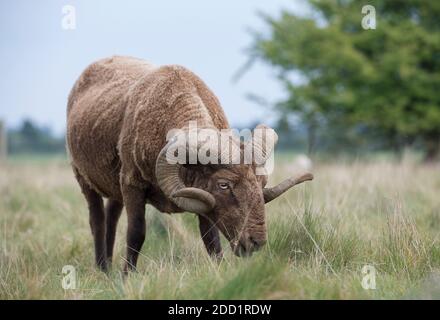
0 0 307 135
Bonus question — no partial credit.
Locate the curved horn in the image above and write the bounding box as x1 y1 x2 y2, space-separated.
263 172 314 203
155 129 220 214
171 188 216 213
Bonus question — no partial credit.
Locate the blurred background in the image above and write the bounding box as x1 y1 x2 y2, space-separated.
2 1 440 300
1 0 439 162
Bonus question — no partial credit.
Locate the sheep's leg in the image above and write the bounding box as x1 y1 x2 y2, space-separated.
198 215 223 259
121 184 146 273
74 169 107 271
105 199 123 266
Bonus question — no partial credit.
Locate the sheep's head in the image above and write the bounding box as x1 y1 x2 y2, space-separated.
155 125 313 256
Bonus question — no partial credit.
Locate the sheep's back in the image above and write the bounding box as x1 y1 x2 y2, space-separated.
67 56 156 199
66 56 230 200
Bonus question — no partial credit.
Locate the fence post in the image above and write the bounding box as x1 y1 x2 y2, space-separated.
0 119 7 161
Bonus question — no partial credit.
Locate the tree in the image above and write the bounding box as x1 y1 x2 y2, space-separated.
251 0 440 160
7 119 65 154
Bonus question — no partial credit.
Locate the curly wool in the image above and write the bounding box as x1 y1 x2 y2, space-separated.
66 56 229 205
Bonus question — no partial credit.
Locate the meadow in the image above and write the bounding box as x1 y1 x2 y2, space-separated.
0 153 439 299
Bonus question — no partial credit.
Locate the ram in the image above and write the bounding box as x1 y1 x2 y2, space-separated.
66 56 313 272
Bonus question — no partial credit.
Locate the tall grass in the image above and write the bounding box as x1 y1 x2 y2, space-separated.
0 155 439 299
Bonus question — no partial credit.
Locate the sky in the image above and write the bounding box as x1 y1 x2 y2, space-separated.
0 0 307 135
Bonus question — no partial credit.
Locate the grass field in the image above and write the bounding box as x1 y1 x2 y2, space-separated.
1 154 439 299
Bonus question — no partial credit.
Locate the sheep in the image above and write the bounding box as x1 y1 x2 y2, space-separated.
294 154 313 171
66 56 313 272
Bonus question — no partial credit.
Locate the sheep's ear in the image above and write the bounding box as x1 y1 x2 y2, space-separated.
257 174 269 188
171 188 216 214
263 173 313 203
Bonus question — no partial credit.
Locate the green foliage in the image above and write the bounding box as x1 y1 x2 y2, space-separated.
7 119 65 154
252 0 440 159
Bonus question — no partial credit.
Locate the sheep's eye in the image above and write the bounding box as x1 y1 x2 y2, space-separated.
218 182 229 190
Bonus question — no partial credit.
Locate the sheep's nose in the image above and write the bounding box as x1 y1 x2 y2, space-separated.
249 236 266 250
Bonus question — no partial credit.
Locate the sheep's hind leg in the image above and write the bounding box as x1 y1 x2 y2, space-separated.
105 199 123 267
74 169 107 271
198 215 223 260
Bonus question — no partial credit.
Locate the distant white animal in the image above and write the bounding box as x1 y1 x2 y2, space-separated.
294 154 313 171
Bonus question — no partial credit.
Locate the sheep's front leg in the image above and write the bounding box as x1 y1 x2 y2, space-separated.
105 199 123 266
198 215 223 259
121 184 146 273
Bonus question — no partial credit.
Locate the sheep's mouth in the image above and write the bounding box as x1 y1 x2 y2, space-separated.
232 240 253 257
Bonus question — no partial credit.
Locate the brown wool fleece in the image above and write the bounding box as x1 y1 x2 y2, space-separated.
67 56 229 207
65 56 294 272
